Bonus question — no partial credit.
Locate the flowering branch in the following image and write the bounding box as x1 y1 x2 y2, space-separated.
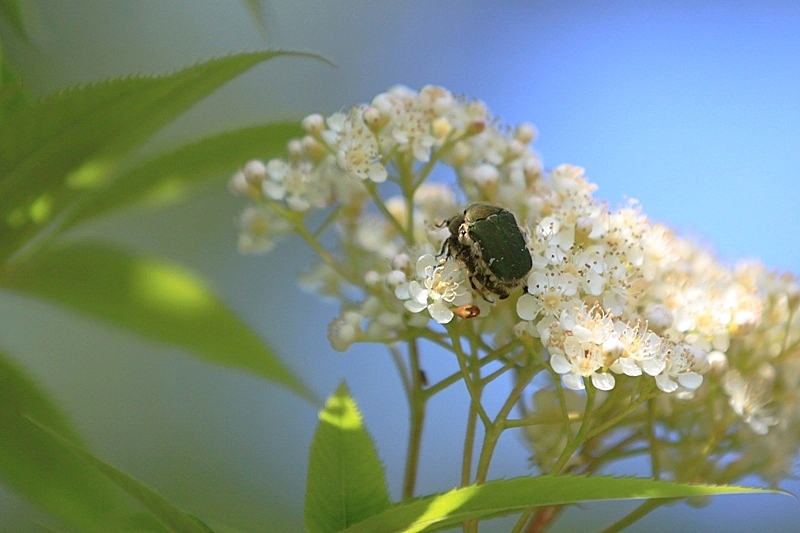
230 85 800 531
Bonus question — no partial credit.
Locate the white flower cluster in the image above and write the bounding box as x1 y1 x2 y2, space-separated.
230 85 800 446
541 304 706 394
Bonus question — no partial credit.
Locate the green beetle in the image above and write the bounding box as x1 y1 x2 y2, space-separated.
442 203 532 299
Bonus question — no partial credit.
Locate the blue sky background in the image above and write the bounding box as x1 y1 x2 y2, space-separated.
2 1 800 531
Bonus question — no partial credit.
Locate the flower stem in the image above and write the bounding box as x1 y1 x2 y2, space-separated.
402 339 426 500
475 361 537 484
599 499 666 533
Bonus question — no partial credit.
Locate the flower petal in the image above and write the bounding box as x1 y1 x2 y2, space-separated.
677 371 703 390
428 301 454 324
591 372 615 391
516 294 540 321
549 352 572 374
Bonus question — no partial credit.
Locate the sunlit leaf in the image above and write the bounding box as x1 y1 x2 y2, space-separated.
0 350 165 532
26 417 215 533
0 50 325 262
0 242 314 401
305 382 391 533
64 121 301 228
342 475 785 533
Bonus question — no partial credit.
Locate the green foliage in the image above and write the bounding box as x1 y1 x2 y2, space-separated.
0 241 314 400
0 51 315 262
304 384 784 533
0 350 165 532
0 46 324 530
0 0 27 42
63 121 302 229
27 417 215 533
305 383 392 533
342 475 783 532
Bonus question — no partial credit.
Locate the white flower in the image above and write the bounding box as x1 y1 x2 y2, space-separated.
723 368 777 435
236 206 291 254
548 305 618 391
549 337 615 391
517 268 579 321
371 86 437 163
328 310 363 352
653 342 707 393
259 158 332 211
609 321 665 377
399 254 472 324
335 107 388 183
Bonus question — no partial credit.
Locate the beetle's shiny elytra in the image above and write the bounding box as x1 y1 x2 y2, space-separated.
442 203 532 299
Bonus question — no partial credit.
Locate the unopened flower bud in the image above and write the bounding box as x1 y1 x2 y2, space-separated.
602 336 625 366
508 139 526 158
469 164 499 185
364 270 381 287
514 123 537 144
300 136 327 162
243 159 267 185
391 253 411 270
301 113 325 136
645 303 674 333
362 106 385 132
466 119 486 135
287 139 305 161
385 269 406 287
228 170 250 196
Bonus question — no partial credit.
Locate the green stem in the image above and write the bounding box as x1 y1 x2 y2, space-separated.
461 402 478 487
549 384 596 475
389 344 412 399
599 499 666 533
646 398 661 478
402 340 426 500
584 385 657 442
285 210 361 286
450 330 492 428
311 204 341 238
510 509 534 533
474 361 537 484
423 349 505 398
363 180 409 241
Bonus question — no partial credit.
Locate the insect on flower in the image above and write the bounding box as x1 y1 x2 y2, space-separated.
441 203 533 300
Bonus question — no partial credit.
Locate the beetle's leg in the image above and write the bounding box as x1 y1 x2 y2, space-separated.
438 237 450 258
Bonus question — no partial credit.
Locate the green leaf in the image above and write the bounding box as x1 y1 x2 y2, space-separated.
342 475 785 533
305 382 392 533
0 51 324 262
0 241 314 401
25 417 215 533
0 349 164 532
240 0 269 37
63 121 302 229
0 0 28 41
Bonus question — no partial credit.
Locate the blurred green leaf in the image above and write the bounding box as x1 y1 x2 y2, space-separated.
342 475 785 533
0 350 165 532
0 241 315 401
26 417 215 533
0 50 324 262
240 0 269 37
305 382 391 533
64 121 302 229
0 0 28 41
